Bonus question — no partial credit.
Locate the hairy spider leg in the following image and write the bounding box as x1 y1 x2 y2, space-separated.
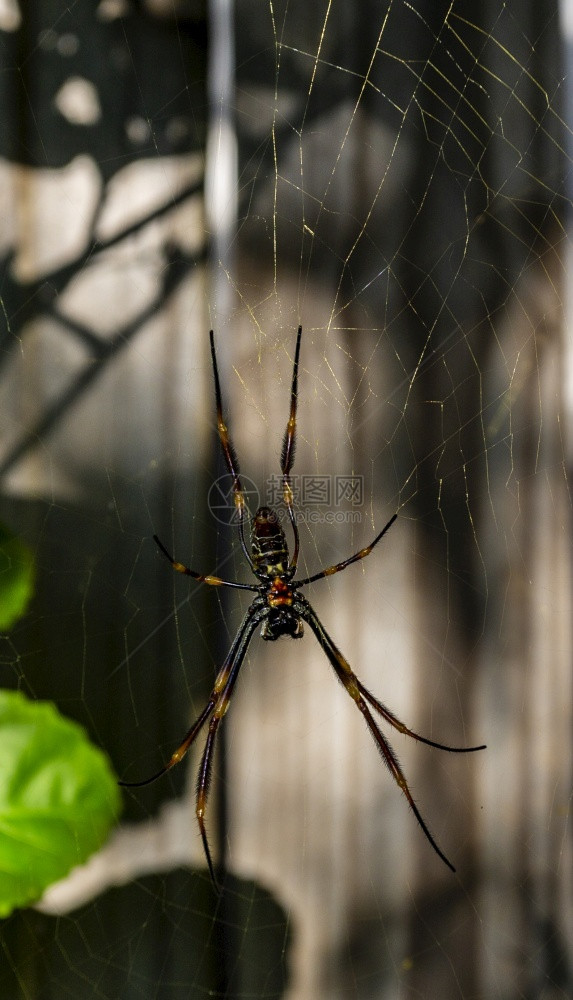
355 680 486 754
194 602 267 887
120 600 267 887
294 511 398 588
299 595 484 873
119 601 262 787
209 329 254 569
152 533 258 592
195 604 270 889
280 325 302 572
119 699 214 789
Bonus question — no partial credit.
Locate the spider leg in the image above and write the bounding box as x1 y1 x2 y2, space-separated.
355 679 486 753
119 600 265 789
298 596 459 873
210 330 255 570
280 325 302 571
193 603 267 887
119 698 215 788
153 534 259 592
294 512 397 588
195 718 219 886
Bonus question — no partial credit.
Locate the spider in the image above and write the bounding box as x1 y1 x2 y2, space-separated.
120 326 485 886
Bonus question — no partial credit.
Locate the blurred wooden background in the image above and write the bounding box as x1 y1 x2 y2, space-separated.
0 2 571 998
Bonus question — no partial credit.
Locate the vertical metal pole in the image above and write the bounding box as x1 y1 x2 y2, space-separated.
206 0 237 327
560 0 573 452
206 0 236 915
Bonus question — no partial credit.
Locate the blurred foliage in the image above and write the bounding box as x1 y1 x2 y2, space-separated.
0 690 121 918
0 521 34 632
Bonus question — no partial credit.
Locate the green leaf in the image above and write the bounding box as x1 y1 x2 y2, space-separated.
0 522 35 632
0 690 121 917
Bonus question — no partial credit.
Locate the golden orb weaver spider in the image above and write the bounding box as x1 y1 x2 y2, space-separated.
120 326 485 887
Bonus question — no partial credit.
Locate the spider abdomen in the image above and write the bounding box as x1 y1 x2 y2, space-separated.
251 506 290 577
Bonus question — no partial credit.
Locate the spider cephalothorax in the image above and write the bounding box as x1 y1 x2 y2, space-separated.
121 326 485 888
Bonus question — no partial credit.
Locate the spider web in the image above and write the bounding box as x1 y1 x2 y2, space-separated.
0 0 572 998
